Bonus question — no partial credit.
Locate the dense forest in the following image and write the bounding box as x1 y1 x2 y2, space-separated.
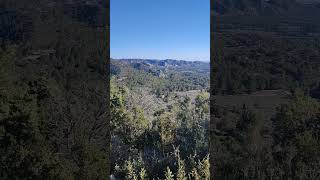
110 59 210 179
0 1 109 179
211 0 320 179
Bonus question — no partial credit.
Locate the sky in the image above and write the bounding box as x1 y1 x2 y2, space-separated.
111 0 210 61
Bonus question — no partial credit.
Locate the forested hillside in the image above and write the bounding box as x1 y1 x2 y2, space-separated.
110 59 210 179
0 1 109 179
211 1 320 179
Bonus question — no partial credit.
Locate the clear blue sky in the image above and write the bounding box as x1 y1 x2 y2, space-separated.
111 0 209 61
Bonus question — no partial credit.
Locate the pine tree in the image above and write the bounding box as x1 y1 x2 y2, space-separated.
195 92 209 119
139 167 147 180
165 167 174 180
156 112 177 145
198 155 210 180
191 167 200 180
125 160 138 180
175 148 187 180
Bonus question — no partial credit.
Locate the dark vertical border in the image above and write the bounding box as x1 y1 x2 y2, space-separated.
0 0 111 178
106 0 111 177
209 0 214 178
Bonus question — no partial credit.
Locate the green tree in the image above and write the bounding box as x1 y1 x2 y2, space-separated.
0 47 72 179
175 148 187 180
195 92 209 119
272 92 320 179
124 160 138 180
165 167 174 180
111 80 148 144
198 155 210 180
191 167 200 180
139 167 147 180
156 112 177 145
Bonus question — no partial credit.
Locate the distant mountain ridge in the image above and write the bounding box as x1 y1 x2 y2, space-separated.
212 0 320 35
111 58 209 64
111 58 209 92
111 58 210 74
213 0 320 17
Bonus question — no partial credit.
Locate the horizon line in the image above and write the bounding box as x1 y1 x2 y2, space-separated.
110 57 210 62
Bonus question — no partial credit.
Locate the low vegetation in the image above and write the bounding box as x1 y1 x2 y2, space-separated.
110 59 210 179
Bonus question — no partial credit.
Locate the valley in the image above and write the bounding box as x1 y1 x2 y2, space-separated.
110 59 210 179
